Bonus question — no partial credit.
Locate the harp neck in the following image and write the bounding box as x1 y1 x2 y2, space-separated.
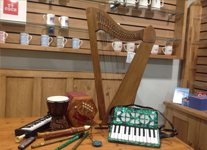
86 7 156 42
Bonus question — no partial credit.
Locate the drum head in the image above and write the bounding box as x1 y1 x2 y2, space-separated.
47 96 69 103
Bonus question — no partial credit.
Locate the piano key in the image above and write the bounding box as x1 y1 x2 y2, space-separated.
135 127 139 143
118 126 123 140
125 126 129 140
131 127 135 142
121 126 126 140
21 117 51 131
111 125 115 139
114 125 117 133
150 129 155 144
154 129 158 144
143 129 147 143
139 128 143 142
114 125 119 139
146 129 151 144
128 127 133 141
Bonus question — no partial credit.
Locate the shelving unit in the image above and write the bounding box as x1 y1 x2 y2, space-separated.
0 0 188 60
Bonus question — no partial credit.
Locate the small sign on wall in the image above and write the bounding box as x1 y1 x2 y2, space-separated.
0 0 27 24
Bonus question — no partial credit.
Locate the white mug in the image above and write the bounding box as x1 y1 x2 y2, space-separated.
124 43 135 52
162 46 173 55
58 16 69 28
0 31 8 43
126 0 136 7
20 33 32 45
57 36 67 48
151 0 164 10
112 41 122 52
72 38 83 49
139 0 151 8
43 14 55 26
151 45 159 54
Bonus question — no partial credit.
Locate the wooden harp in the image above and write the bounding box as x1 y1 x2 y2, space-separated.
86 7 156 124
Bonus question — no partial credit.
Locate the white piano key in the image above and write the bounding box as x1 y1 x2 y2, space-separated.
121 126 126 140
154 129 158 144
146 129 151 144
150 129 155 144
143 129 147 143
128 127 133 141
111 125 115 139
125 126 129 141
135 128 139 142
131 127 136 142
114 125 119 139
21 117 51 131
140 128 143 143
118 125 123 140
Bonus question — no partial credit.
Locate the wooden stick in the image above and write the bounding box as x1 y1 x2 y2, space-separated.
37 125 90 138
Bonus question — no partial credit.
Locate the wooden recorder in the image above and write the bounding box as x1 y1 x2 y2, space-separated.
65 92 98 127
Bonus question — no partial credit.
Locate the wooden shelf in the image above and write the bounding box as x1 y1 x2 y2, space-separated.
0 43 181 59
163 101 207 121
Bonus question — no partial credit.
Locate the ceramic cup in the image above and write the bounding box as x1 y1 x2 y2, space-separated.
139 0 151 8
72 38 83 49
162 46 173 55
57 36 67 48
124 42 135 52
43 14 55 26
58 16 69 28
112 41 122 52
151 0 164 10
0 31 8 43
151 45 159 54
41 35 53 46
20 33 32 45
126 0 136 7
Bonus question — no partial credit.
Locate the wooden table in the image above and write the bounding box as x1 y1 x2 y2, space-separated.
0 116 193 150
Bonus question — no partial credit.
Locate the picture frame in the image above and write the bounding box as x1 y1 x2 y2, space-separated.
172 87 190 104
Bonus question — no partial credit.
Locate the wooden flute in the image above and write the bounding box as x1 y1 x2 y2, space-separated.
44 125 90 141
37 125 90 138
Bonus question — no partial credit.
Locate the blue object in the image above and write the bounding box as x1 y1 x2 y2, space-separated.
72 38 82 49
92 140 102 147
20 33 30 45
41 35 53 46
189 96 207 111
48 27 54 33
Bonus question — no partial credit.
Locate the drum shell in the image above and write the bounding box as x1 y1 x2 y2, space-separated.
47 101 69 116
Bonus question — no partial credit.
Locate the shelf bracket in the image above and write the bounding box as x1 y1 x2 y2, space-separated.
168 13 176 20
110 3 120 11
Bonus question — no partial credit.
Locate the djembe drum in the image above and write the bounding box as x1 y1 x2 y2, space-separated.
46 96 70 131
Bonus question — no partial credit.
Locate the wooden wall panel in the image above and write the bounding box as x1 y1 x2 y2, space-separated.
6 78 34 118
0 0 184 57
0 69 124 118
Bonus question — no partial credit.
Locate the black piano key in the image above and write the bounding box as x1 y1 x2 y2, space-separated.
128 127 131 135
114 125 117 133
124 126 126 134
153 129 156 138
149 129 151 137
139 128 141 136
143 128 145 137
134 127 136 136
118 125 121 133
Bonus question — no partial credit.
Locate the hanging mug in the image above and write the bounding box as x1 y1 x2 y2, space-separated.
139 0 151 8
162 46 173 55
151 0 164 10
112 41 122 52
41 35 53 46
20 33 32 45
43 14 55 26
57 36 67 48
58 16 69 28
72 38 83 49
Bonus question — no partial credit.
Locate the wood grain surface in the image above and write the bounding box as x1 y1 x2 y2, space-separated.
0 115 194 150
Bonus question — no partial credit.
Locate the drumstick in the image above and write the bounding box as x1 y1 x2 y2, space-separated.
37 125 90 138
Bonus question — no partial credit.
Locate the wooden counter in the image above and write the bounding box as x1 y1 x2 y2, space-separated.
164 101 207 150
0 115 193 150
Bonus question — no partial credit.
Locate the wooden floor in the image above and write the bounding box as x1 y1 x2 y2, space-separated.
0 115 194 150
